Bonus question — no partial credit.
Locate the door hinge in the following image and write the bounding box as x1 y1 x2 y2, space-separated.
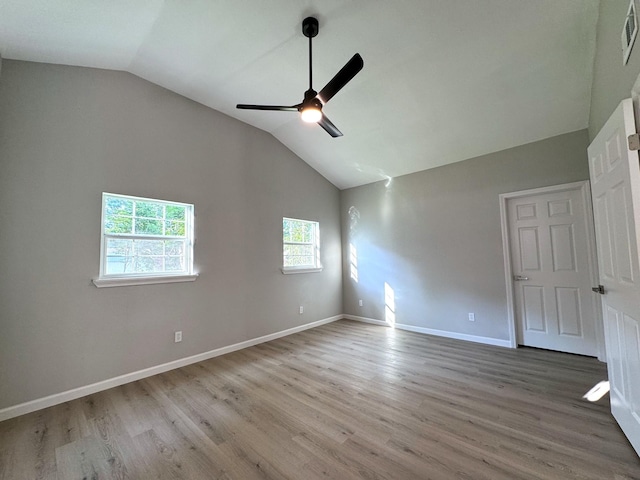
628 133 640 150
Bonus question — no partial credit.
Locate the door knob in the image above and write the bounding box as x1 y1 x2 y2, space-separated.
514 275 529 281
592 285 605 294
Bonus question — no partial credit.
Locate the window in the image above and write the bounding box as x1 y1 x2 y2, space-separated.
623 0 638 65
93 193 197 287
282 217 322 274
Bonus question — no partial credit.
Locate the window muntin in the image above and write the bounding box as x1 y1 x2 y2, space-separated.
100 193 194 278
283 217 321 271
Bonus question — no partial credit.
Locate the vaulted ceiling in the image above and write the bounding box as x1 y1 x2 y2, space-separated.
0 1 599 189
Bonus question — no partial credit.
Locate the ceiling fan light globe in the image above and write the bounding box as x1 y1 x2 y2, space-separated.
301 107 322 123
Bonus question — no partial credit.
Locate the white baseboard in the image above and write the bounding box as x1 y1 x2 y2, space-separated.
0 315 342 422
345 314 512 348
342 314 388 326
394 323 512 348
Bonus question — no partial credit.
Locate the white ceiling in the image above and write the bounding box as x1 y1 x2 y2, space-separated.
0 0 599 189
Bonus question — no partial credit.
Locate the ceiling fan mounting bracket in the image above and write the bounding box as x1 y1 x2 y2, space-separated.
302 17 319 38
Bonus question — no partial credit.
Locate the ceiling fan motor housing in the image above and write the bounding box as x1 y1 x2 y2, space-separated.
301 88 321 111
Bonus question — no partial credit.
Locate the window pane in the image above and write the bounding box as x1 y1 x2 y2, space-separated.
298 256 314 266
134 239 163 255
303 223 313 242
165 220 185 236
284 244 313 257
104 238 188 275
284 255 315 267
106 255 135 274
135 201 164 219
166 205 186 220
135 218 163 235
105 215 133 234
105 238 134 274
106 197 133 216
291 222 306 242
165 240 185 256
283 219 292 242
284 244 315 267
135 256 164 273
165 256 184 271
106 238 133 256
283 218 316 243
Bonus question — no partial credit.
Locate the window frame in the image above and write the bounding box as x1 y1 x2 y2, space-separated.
93 193 197 288
281 217 322 274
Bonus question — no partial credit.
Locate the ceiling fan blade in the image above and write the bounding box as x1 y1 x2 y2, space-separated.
317 114 343 138
318 53 364 104
236 104 300 112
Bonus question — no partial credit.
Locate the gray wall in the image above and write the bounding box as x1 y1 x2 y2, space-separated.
589 0 640 138
0 60 342 410
341 130 590 342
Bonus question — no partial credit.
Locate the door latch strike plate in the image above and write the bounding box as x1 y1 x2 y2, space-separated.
628 133 640 151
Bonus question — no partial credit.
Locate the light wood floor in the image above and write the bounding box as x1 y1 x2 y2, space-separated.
1 320 638 479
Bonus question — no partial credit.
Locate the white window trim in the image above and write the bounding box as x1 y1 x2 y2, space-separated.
282 217 322 274
94 193 197 287
92 273 199 288
281 266 323 275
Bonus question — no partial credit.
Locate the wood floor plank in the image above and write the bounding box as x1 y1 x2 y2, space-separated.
1 320 639 479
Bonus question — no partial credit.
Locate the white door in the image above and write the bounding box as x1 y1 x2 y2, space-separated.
588 98 640 456
507 183 600 356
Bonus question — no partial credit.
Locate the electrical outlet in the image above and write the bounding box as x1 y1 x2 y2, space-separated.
468 313 475 322
174 331 182 343
359 299 363 307
299 306 304 314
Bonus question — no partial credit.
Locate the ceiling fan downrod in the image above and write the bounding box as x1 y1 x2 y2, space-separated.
302 17 319 93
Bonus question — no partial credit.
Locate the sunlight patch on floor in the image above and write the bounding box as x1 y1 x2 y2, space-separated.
583 380 610 402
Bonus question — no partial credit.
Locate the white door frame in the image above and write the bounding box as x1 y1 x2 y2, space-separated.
499 180 605 360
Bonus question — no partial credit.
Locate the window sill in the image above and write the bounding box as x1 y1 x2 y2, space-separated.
281 267 323 275
92 274 199 288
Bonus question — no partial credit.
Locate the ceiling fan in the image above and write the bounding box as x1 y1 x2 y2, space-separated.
236 16 364 138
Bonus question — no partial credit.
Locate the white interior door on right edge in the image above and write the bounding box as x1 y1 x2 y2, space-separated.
588 98 640 457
